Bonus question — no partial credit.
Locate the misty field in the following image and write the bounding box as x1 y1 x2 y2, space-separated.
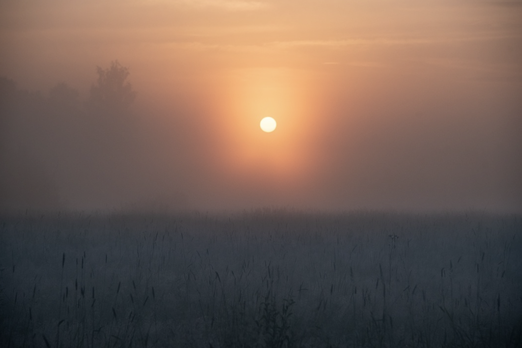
1 211 521 348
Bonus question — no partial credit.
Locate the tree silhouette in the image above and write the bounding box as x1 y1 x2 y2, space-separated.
88 61 136 113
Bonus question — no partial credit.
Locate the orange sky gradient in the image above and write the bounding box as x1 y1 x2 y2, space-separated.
1 0 521 212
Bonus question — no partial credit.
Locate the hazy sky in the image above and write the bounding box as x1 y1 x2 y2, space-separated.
1 0 521 212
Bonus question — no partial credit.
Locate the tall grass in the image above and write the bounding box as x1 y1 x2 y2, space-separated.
1 211 521 347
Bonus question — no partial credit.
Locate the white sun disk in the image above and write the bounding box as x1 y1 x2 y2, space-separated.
260 117 277 132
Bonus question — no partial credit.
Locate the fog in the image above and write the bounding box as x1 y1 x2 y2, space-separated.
1 0 521 213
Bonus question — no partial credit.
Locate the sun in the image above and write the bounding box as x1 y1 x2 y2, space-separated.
260 117 277 133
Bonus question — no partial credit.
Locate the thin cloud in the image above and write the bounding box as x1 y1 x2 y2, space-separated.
267 32 522 49
175 0 268 11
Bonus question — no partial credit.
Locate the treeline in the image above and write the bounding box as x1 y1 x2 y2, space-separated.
0 61 142 213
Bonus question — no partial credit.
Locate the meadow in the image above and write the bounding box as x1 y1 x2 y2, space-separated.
1 211 521 347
